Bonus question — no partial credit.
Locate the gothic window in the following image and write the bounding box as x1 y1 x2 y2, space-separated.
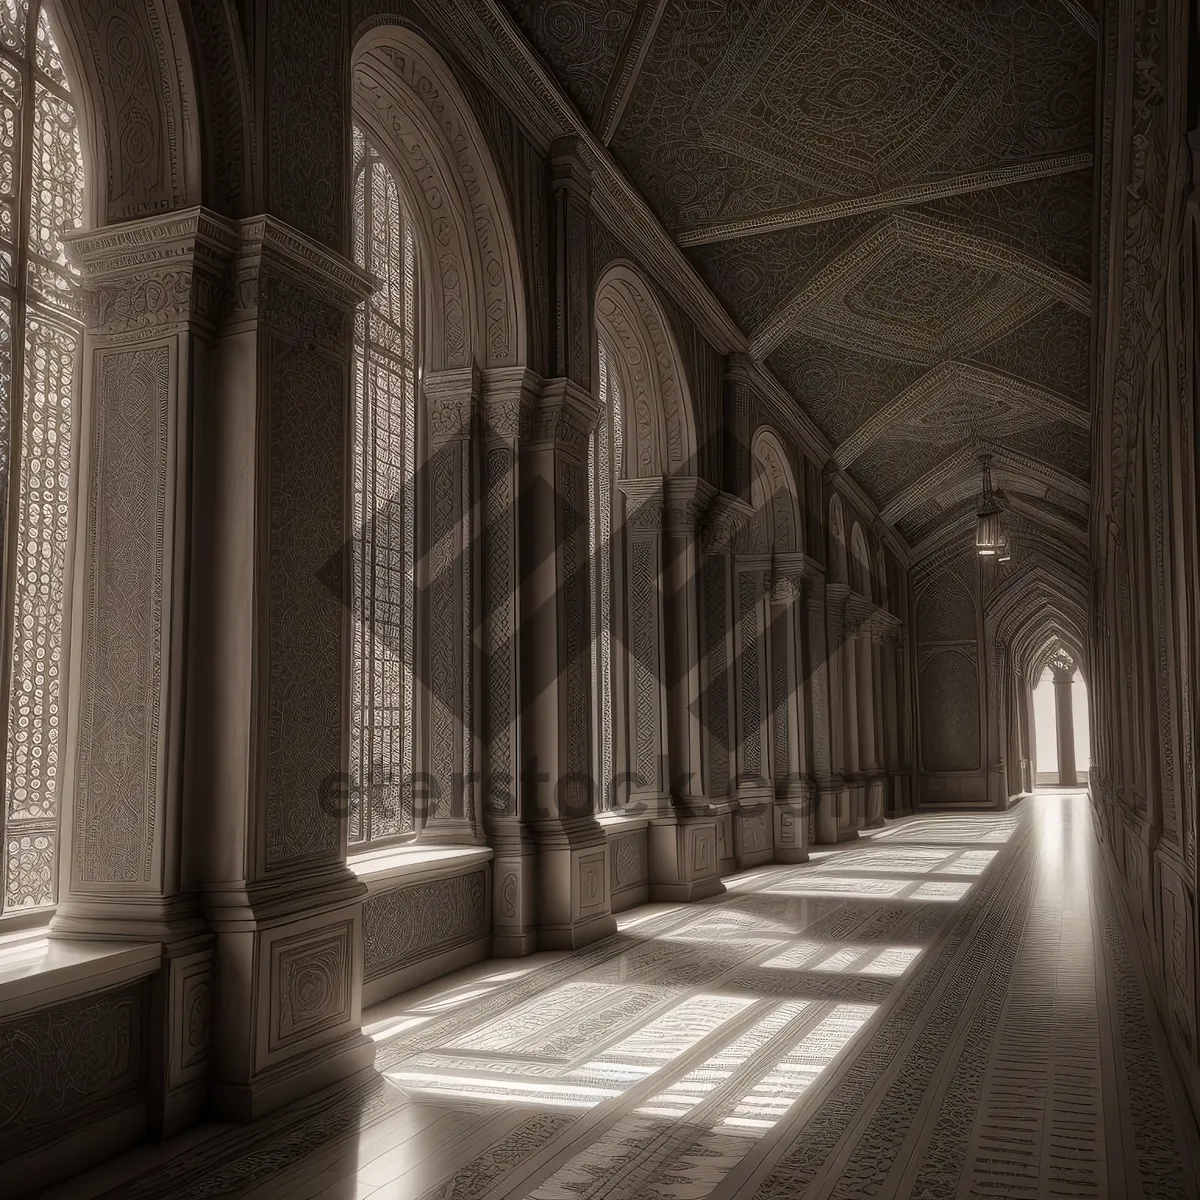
349 122 420 848
0 3 83 919
589 340 622 810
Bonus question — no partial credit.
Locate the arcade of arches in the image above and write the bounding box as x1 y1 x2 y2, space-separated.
0 2 1198 1196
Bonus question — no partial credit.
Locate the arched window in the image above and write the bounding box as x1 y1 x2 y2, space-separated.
589 339 622 810
0 3 83 918
348 121 420 847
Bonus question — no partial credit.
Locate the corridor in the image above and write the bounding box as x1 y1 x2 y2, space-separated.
58 795 1200 1200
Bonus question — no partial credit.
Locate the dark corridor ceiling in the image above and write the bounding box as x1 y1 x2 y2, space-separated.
499 0 1097 556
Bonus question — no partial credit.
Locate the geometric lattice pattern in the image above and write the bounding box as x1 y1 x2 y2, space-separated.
1 3 83 915
348 122 419 847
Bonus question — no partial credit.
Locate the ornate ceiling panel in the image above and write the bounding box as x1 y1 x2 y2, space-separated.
684 215 873 333
767 334 927 448
498 0 1096 559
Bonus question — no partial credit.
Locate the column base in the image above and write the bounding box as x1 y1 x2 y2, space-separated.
532 816 616 951
486 822 538 957
204 865 369 1124
647 802 723 902
865 774 887 828
773 777 813 863
844 774 867 834
209 1028 376 1123
734 790 774 869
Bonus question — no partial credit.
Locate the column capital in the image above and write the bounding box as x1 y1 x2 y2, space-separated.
700 491 754 552
228 214 373 350
65 205 241 339
425 365 483 441
530 377 600 456
617 476 665 531
482 365 541 441
663 476 718 532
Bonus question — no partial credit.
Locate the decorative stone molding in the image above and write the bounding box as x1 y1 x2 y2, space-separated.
529 377 601 457
617 477 666 531
425 366 483 442
700 492 755 553
65 207 239 340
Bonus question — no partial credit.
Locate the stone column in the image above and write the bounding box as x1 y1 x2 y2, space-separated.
698 494 754 875
480 367 539 955
864 619 887 828
521 379 614 949
423 367 486 845
803 577 840 844
187 216 376 1120
54 208 240 1134
732 553 774 868
614 478 670 819
1053 664 1078 786
768 571 811 862
631 477 722 899
823 583 855 841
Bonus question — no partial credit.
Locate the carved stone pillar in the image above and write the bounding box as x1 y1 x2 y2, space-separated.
1053 665 1078 786
768 570 811 863
698 494 754 875
614 478 670 817
732 553 774 868
54 208 240 1134
863 622 886 829
824 583 857 841
521 379 614 949
423 367 485 845
481 367 539 955
188 216 375 1121
550 139 592 390
659 478 722 899
803 578 840 844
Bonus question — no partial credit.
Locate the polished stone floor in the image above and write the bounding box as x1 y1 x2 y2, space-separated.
52 793 1200 1199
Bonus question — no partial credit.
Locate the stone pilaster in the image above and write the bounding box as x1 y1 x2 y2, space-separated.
522 378 614 949
614 477 670 817
803 576 841 844
698 493 754 875
423 366 486 845
732 547 774 869
550 139 592 390
188 216 375 1121
54 208 241 1133
823 582 857 842
481 367 539 955
656 478 722 900
767 563 812 863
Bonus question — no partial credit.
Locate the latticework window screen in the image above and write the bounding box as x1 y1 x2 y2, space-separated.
349 123 419 847
0 2 83 918
588 342 622 810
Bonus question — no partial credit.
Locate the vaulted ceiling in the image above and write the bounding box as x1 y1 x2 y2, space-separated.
500 0 1096 561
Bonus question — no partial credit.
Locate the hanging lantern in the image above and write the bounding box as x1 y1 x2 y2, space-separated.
997 530 1011 563
974 454 1003 556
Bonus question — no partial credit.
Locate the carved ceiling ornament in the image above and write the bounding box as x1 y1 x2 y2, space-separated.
351 25 527 374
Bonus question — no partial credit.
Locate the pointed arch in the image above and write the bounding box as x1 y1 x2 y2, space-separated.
874 545 889 610
829 494 848 584
352 24 527 371
750 426 803 554
50 0 203 227
595 261 697 477
850 523 872 600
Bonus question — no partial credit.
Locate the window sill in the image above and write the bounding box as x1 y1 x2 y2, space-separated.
0 927 161 1021
349 843 493 893
596 810 651 832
